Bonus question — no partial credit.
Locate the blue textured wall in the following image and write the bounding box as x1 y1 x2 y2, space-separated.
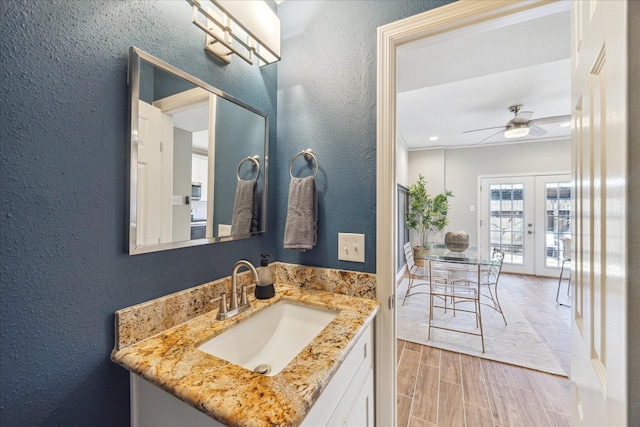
274 0 452 273
0 0 451 425
0 1 276 425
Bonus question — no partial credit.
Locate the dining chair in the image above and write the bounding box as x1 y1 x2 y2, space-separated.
401 242 429 305
555 237 571 306
448 249 506 325
477 249 507 325
428 260 485 352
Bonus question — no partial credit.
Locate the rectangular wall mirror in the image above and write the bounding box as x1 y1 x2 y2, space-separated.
128 47 268 255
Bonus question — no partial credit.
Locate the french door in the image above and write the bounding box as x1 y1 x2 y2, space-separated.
534 175 572 277
480 174 571 276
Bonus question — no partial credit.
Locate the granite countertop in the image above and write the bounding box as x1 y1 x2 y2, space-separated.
111 283 379 427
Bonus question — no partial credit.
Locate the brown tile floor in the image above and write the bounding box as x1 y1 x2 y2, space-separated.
396 272 573 426
397 340 571 426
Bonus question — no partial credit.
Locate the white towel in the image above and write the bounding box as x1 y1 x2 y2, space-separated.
230 178 258 234
284 176 317 251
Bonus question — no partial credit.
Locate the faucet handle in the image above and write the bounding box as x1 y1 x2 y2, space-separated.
240 285 249 306
218 293 228 316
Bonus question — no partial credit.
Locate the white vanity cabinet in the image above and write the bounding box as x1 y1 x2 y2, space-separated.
131 374 224 427
301 322 374 427
130 322 374 427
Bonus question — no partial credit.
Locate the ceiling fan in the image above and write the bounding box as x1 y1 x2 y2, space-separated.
464 105 571 144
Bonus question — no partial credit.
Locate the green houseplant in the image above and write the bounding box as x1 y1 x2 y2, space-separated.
406 174 453 253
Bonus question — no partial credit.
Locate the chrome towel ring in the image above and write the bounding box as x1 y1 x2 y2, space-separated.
237 155 260 181
289 149 318 178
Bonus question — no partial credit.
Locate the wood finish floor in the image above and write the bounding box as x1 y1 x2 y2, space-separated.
396 273 572 426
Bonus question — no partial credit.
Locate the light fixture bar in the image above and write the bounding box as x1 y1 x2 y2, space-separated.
215 0 280 64
190 3 254 65
187 0 281 66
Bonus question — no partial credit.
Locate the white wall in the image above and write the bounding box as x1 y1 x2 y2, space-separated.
408 148 445 193
407 139 571 245
396 135 409 187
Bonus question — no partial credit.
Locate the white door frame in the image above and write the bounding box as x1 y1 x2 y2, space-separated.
376 1 567 424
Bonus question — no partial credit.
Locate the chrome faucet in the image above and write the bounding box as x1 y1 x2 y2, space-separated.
217 260 258 321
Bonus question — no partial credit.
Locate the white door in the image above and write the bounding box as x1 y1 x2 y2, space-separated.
571 1 627 425
137 101 164 246
480 174 572 276
480 176 535 274
534 174 572 277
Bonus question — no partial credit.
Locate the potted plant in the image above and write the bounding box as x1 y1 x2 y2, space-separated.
406 174 453 256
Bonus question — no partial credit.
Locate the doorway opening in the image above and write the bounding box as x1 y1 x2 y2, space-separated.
376 1 574 425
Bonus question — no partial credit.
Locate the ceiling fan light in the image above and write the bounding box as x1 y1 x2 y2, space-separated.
504 125 530 139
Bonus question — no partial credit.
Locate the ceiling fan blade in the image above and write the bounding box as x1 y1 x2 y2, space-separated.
529 125 547 136
478 130 504 144
528 115 571 126
463 126 505 134
510 111 533 124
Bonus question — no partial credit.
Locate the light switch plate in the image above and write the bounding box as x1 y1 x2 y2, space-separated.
172 195 183 206
338 233 365 263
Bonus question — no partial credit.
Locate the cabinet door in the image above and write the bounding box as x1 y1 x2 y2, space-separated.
327 369 374 427
190 225 206 240
131 373 224 427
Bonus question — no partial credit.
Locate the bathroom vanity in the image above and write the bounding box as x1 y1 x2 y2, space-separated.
111 282 378 426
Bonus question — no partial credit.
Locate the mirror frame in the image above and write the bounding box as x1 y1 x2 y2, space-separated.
127 46 269 255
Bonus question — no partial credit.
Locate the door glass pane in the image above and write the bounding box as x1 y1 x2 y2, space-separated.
544 181 572 267
489 183 525 265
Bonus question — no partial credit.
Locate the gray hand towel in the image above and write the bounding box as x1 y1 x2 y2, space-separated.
284 176 317 251
230 178 258 234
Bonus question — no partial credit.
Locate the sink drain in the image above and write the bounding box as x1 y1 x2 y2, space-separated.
253 364 271 375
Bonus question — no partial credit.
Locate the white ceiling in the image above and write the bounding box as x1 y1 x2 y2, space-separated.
396 3 571 150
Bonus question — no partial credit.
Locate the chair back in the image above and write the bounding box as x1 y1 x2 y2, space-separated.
403 242 416 270
560 237 571 261
488 249 505 282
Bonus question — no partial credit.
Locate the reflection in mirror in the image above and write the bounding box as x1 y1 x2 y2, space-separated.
128 47 268 255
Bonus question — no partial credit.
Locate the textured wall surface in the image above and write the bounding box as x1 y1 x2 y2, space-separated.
274 0 452 273
0 1 276 425
0 0 453 425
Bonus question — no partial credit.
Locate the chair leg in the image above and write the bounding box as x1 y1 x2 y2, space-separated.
477 298 484 353
556 260 571 307
427 293 433 341
488 283 507 325
402 274 413 305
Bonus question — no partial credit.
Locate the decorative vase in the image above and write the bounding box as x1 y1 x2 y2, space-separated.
445 231 469 252
413 246 430 259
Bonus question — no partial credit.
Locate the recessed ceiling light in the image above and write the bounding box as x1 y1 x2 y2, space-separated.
429 136 439 141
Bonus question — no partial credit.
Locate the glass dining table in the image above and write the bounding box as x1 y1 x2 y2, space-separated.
416 243 492 267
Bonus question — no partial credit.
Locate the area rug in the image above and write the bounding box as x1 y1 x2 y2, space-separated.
396 278 568 377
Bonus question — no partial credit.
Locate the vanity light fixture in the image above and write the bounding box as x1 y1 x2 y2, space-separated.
187 0 281 66
503 124 530 139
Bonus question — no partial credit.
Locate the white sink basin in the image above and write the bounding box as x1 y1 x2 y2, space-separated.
198 300 338 376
